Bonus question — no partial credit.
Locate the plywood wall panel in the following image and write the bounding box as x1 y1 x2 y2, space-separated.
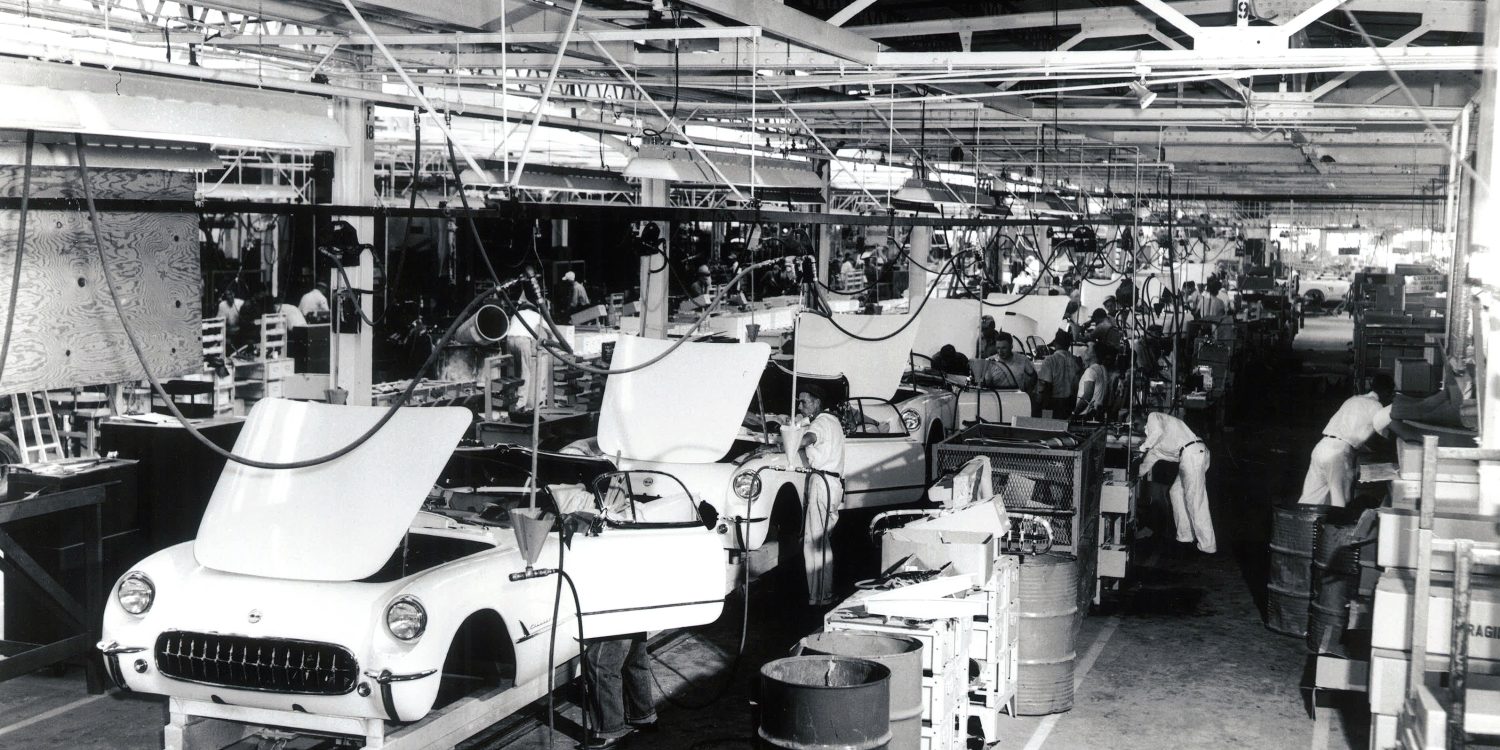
0 165 196 200
0 166 201 396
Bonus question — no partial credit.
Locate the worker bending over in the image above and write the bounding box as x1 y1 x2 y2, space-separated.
1138 412 1216 554
792 384 846 606
1300 374 1395 507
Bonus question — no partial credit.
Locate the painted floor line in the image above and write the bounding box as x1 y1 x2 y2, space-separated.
0 693 108 739
1021 615 1122 750
1310 705 1332 750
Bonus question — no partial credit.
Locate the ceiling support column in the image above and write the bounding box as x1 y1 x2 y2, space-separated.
332 94 377 405
639 178 671 339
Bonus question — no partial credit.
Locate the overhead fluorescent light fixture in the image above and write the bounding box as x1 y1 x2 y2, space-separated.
1128 80 1157 110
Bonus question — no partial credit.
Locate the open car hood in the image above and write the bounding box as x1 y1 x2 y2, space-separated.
795 311 921 400
598 337 771 463
757 361 849 416
194 399 472 581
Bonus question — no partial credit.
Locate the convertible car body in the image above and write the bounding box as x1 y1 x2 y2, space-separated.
565 334 956 556
99 400 725 728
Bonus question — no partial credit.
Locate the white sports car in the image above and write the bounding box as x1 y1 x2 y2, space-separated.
564 335 956 559
98 400 726 736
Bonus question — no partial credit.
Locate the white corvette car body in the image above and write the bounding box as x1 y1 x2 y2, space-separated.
566 335 957 556
99 400 726 729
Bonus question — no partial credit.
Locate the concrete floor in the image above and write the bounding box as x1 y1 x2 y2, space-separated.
0 314 1372 750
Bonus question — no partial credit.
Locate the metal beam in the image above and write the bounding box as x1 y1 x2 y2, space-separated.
827 0 881 27
1275 0 1350 37
675 0 881 64
1135 0 1203 37
144 26 764 45
848 0 1484 38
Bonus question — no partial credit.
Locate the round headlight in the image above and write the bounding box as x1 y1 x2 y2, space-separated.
385 596 427 641
117 572 154 615
732 471 762 500
902 409 922 432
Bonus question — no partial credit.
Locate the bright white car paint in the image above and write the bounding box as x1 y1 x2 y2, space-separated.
795 311 921 401
194 400 470 580
1301 275 1351 303
100 401 726 727
571 385 957 554
597 337 772 464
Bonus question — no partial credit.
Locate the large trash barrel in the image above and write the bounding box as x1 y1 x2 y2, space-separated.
1307 517 1364 656
1266 504 1329 636
758 656 892 750
799 632 922 750
1016 554 1079 715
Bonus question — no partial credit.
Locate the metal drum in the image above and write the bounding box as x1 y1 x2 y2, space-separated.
1016 554 1079 715
799 633 922 750
1266 505 1329 637
1307 518 1365 656
758 656 892 750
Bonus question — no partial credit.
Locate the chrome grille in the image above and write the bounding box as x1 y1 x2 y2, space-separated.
155 631 358 695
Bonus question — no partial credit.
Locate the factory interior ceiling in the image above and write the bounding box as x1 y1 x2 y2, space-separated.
2 0 1489 220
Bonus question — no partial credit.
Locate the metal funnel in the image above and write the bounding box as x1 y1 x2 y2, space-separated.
509 507 555 569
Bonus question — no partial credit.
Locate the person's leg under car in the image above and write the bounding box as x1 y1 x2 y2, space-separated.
621 636 658 728
1178 445 1217 553
802 471 843 606
584 638 632 741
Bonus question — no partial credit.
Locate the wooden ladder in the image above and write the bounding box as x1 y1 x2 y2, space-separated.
8 391 66 463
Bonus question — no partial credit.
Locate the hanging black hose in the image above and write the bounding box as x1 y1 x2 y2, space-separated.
74 133 500 470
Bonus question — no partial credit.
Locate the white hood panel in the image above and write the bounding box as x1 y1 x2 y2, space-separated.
194 399 472 581
598 337 771 463
795 312 921 401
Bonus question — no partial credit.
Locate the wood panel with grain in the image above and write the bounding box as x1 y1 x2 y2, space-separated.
0 167 201 395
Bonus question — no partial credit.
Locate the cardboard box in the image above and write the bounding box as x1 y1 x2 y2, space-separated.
1378 508 1500 573
1372 569 1500 661
1369 647 1500 716
1395 358 1439 393
1100 481 1131 515
1396 437 1481 483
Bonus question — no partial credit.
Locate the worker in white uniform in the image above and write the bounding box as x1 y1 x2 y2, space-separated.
504 305 548 417
1299 373 1395 507
791 384 846 606
1138 412 1216 554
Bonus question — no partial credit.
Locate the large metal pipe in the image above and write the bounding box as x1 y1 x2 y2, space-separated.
453 305 510 346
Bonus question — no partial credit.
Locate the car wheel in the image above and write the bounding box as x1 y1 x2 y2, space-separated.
925 423 944 482
768 486 805 603
1304 288 1325 306
0 434 20 499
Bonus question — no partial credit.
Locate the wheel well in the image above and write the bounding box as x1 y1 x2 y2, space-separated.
769 484 802 541
435 609 515 709
927 420 944 444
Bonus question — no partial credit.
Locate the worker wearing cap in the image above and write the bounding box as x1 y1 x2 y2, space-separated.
687 265 715 311
791 383 845 606
559 270 590 317
1299 373 1396 507
1138 412 1216 554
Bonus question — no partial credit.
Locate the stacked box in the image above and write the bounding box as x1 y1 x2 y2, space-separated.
826 609 972 750
968 557 1020 744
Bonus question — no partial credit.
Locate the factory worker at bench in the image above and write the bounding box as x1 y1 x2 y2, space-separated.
1299 373 1395 508
1138 412 1216 555
790 383 846 606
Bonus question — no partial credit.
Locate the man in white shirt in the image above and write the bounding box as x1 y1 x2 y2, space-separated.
298 283 331 321
504 305 549 416
1138 412 1215 554
1299 374 1396 507
790 384 846 606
